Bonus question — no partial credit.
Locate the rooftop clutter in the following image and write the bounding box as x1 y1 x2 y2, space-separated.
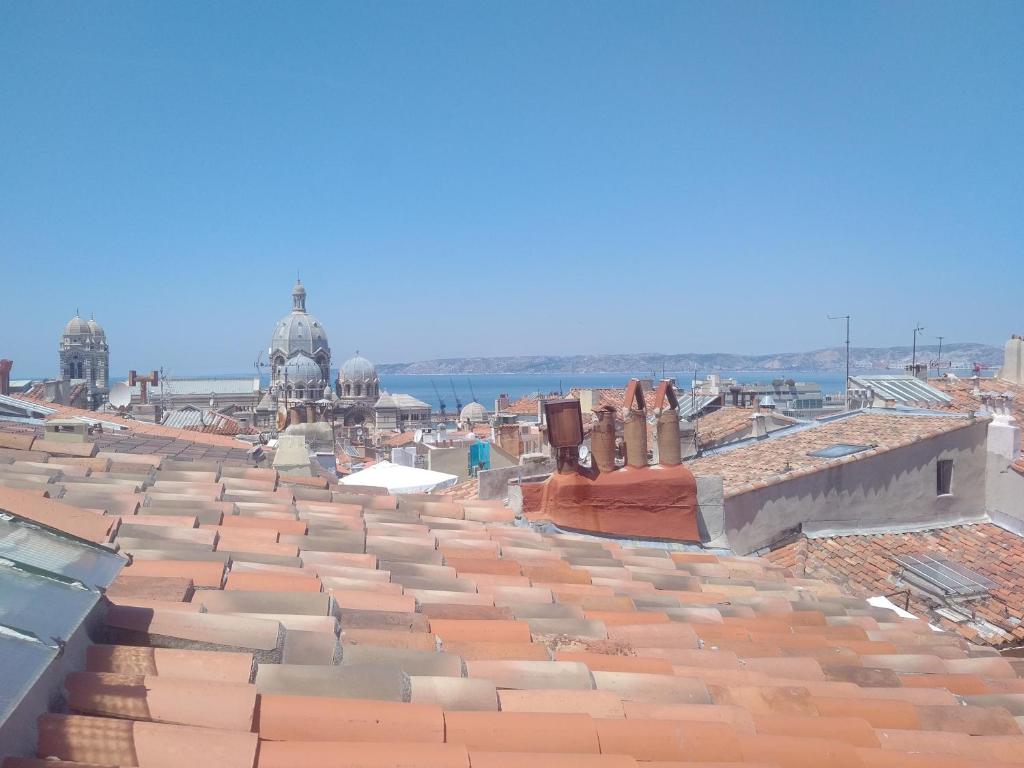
521 380 701 541
1 403 1024 765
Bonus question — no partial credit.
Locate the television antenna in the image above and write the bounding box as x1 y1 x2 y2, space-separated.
828 314 851 410
912 323 926 369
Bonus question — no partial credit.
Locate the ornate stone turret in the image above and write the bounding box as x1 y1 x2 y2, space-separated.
59 312 109 409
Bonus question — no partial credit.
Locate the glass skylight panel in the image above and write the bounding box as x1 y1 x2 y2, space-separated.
807 444 872 458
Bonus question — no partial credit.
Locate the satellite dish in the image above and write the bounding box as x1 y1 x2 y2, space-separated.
109 382 131 409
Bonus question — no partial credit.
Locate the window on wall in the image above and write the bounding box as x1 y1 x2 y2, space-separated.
937 459 954 496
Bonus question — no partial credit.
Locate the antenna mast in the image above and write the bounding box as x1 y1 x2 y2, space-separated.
828 314 851 410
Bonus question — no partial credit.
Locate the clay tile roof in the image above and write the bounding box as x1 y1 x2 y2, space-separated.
386 432 417 447
504 396 541 415
695 407 756 447
0 486 119 543
11 394 250 449
765 522 1024 649
686 410 977 495
441 477 479 502
9 453 1024 766
930 376 1024 448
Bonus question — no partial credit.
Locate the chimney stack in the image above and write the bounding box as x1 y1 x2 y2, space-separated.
622 379 648 468
998 335 1024 385
654 379 681 466
0 359 11 396
591 405 617 473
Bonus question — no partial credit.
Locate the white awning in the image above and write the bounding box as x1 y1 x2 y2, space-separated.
338 460 459 494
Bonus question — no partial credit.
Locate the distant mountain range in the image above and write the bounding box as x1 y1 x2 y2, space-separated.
378 343 1003 375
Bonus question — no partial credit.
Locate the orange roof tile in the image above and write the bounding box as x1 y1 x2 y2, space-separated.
686 410 978 495
766 523 1024 648
503 396 542 416
7 449 1024 768
930 375 1024 448
12 393 250 448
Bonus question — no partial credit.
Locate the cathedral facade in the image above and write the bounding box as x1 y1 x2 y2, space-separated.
255 281 394 435
58 314 109 409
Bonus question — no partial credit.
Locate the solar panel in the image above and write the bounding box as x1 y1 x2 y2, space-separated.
895 553 996 597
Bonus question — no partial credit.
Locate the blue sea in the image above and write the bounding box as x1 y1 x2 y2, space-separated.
373 371 858 412
94 369 987 413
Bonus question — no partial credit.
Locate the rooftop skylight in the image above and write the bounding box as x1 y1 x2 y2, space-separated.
807 443 873 459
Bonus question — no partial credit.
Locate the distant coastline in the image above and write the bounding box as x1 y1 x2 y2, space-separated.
375 342 1001 376
20 342 1000 382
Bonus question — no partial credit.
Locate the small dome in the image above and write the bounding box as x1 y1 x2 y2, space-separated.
460 401 488 424
340 353 378 384
281 352 323 385
86 318 105 338
63 315 91 337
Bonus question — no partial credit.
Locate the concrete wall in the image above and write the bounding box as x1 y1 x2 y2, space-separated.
984 417 1024 530
986 460 1024 532
713 420 989 555
479 457 557 501
427 445 470 480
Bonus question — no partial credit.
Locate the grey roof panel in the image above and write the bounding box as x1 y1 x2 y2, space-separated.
0 633 58 724
0 516 125 590
0 565 99 642
850 375 953 405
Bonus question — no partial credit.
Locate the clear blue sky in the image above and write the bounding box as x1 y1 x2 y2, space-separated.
1 1 1021 377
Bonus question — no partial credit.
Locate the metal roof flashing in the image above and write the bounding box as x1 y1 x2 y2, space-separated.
0 515 125 758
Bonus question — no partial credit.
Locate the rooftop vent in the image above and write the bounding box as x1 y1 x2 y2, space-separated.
807 443 873 459
895 553 996 598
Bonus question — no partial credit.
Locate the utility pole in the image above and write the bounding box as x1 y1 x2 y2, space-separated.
912 323 925 370
828 314 851 410
934 335 944 377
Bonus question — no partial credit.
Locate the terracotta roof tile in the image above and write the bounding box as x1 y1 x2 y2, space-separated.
765 523 1024 649
7 452 1024 767
687 411 977 495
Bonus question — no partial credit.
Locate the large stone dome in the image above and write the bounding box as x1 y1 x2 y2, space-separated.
270 280 331 386
63 315 92 337
270 280 329 359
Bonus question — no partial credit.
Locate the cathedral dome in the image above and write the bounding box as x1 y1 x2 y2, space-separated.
63 315 92 337
460 401 487 424
281 352 323 385
86 318 105 338
340 353 378 384
270 279 330 361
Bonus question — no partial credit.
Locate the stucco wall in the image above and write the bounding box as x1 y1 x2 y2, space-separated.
427 446 470 480
479 458 557 500
716 420 989 555
986 458 1024 530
